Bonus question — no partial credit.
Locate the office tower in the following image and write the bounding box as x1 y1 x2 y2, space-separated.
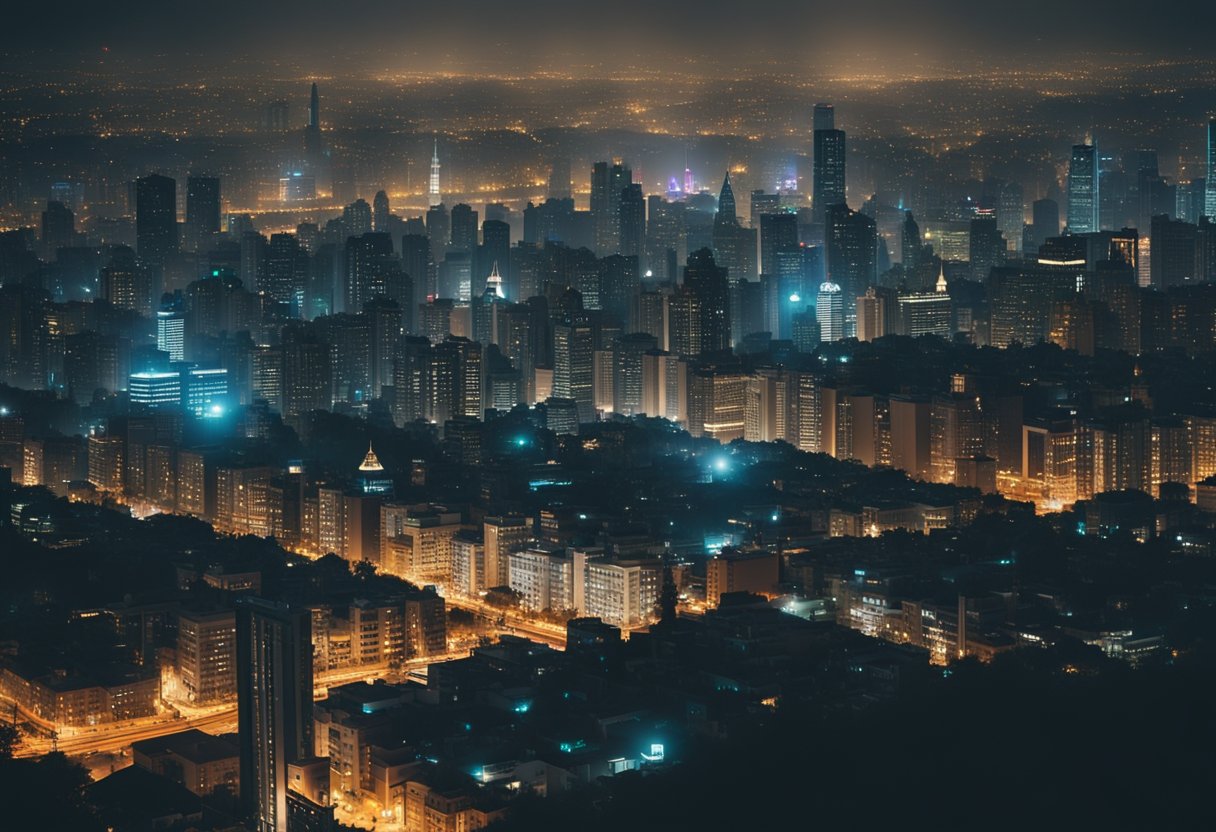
129 371 182 409
156 310 185 361
711 173 758 282
282 326 332 419
102 246 153 316
590 160 632 255
425 203 449 263
185 175 220 253
343 232 402 313
857 285 894 341
825 204 877 330
547 157 572 200
304 83 321 157
401 233 434 316
987 264 1078 348
813 102 835 132
813 106 846 220
553 312 595 423
264 99 289 131
449 203 478 254
372 190 390 233
969 215 1005 281
760 212 799 277
1207 119 1216 220
342 199 372 238
135 173 178 268
646 196 687 282
429 138 442 207
1027 198 1060 252
261 232 307 313
41 200 75 252
1150 215 1198 288
817 281 844 342
683 248 731 353
996 182 1023 253
898 268 952 337
1067 142 1099 234
687 366 747 442
619 183 645 262
236 598 314 832
612 332 657 416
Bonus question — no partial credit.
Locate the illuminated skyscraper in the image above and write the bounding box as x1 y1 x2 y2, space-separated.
304 82 322 158
1068 142 1099 234
429 138 442 207
817 281 843 342
1206 119 1216 220
683 247 731 354
156 310 185 361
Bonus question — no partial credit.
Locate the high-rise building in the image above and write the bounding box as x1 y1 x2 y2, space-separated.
429 138 442 207
683 248 731 353
156 310 185 362
129 371 182 409
590 161 632 255
816 281 844 342
619 183 645 262
372 190 390 233
136 173 178 268
825 204 876 330
185 175 221 253
236 598 314 832
1068 142 1099 234
553 313 595 423
813 104 846 220
711 173 758 283
1205 119 1216 220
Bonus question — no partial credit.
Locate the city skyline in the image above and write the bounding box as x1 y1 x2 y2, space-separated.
1 5 1216 830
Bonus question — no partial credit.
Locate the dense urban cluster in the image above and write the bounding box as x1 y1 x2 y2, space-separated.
0 51 1215 832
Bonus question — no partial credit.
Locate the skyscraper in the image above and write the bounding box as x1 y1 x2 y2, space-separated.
429 138 442 207
683 248 731 354
236 598 314 832
135 173 178 268
813 104 846 220
619 183 645 262
372 190 390 233
1206 119 1216 220
825 204 877 330
813 102 835 132
590 160 632 255
1068 142 1099 234
185 175 220 253
304 83 322 158
817 281 844 342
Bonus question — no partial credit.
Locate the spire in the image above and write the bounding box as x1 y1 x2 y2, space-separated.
936 261 948 293
716 171 736 226
358 442 384 472
428 137 441 207
485 261 505 299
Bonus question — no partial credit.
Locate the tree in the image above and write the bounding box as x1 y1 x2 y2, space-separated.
658 566 678 624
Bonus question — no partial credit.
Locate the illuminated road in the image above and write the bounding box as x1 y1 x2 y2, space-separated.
11 655 461 761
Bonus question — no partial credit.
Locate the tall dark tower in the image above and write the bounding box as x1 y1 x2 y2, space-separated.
683 247 731 354
813 103 846 221
185 175 220 253
304 83 322 158
135 173 178 269
236 598 314 832
715 172 737 227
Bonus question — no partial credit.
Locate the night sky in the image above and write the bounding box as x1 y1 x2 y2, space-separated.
4 1 1215 71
